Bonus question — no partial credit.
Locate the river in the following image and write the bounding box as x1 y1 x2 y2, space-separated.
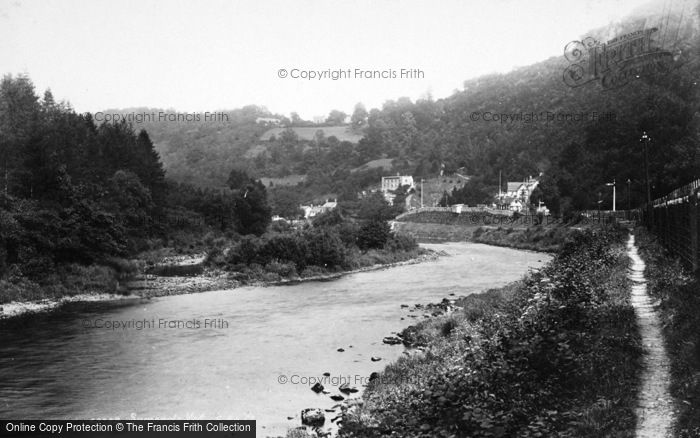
0 243 549 437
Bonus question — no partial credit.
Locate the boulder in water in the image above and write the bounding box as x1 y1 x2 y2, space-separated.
301 408 325 427
383 336 402 345
339 383 359 394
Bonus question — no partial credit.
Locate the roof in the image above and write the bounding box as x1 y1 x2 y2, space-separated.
507 182 524 193
382 175 412 180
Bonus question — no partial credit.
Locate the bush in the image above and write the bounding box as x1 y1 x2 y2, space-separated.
385 232 418 252
304 228 348 268
225 235 263 266
265 261 298 278
357 220 391 250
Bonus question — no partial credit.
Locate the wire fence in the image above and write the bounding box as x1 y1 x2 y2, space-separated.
642 178 700 272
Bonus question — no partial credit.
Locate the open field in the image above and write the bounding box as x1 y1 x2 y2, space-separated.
260 126 364 143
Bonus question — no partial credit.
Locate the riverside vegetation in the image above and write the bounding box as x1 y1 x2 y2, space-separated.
338 229 643 438
0 75 420 308
635 229 700 438
205 210 425 284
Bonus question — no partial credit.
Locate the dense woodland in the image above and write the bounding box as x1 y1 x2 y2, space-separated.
0 77 286 288
0 77 412 291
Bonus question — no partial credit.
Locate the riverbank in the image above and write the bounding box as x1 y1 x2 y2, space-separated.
393 220 588 253
338 229 643 437
0 250 440 321
469 224 579 253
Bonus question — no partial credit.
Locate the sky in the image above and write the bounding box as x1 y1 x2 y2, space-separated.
0 0 659 120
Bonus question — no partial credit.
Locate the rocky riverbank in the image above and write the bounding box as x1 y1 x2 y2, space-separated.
0 251 441 321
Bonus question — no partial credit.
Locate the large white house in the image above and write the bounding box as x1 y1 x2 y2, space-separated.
380 175 415 206
381 175 414 192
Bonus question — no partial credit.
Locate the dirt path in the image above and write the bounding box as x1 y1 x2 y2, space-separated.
627 233 675 438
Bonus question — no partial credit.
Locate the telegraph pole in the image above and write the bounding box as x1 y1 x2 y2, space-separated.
420 178 424 208
606 179 616 212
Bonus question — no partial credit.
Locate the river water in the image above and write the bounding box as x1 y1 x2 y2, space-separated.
0 243 549 437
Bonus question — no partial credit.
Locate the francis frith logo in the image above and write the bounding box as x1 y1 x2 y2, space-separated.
563 27 674 90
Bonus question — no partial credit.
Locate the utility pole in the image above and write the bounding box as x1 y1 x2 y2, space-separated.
420 178 424 208
498 170 502 209
606 179 616 212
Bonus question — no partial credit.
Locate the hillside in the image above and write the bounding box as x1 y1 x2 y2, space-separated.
101 2 700 214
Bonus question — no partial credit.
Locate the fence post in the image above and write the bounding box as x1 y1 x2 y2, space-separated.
691 189 699 272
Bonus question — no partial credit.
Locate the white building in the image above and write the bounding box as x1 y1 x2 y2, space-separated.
381 175 414 192
380 175 415 206
255 117 282 125
300 199 337 219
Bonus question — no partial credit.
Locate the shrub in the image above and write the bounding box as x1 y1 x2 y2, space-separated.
304 228 348 269
225 235 263 266
357 220 391 250
265 261 297 278
385 232 418 252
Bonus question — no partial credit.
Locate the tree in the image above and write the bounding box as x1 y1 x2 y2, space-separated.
232 179 271 236
357 192 396 221
351 103 368 130
0 74 40 198
447 178 492 206
304 228 347 268
312 208 344 227
326 110 348 125
290 112 302 126
391 184 411 214
357 220 391 250
227 168 251 190
269 186 303 219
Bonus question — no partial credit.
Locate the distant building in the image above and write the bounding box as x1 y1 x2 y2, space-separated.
380 175 415 206
381 175 414 192
300 199 337 219
255 117 282 125
495 175 540 212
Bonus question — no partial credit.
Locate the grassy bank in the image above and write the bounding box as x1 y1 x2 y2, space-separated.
0 262 131 305
339 229 642 437
470 225 582 253
634 228 700 437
